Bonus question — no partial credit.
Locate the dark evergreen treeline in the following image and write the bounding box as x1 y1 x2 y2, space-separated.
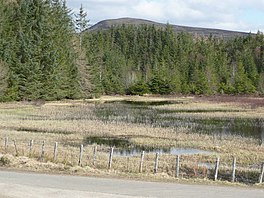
0 0 79 101
84 25 264 96
0 1 264 101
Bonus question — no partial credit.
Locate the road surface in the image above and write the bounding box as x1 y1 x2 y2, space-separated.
0 170 263 198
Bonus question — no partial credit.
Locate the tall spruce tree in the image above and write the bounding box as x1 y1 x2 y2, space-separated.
74 5 93 98
0 60 9 98
0 0 79 101
84 24 263 96
1 2 264 100
0 0 10 99
75 4 90 49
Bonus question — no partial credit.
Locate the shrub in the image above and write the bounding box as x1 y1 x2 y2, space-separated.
126 81 150 96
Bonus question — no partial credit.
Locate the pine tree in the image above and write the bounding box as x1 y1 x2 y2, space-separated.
75 4 90 49
2 4 264 100
0 0 79 100
242 47 259 87
0 60 9 98
235 59 255 94
204 42 218 94
47 1 80 99
74 5 93 98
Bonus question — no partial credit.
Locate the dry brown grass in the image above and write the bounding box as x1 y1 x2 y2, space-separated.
0 95 263 185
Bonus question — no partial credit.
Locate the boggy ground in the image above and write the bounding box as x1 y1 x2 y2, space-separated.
0 95 263 187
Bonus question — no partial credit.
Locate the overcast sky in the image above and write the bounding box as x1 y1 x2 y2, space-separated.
66 0 264 33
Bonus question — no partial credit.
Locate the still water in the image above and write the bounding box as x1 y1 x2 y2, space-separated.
113 147 214 157
93 101 264 144
85 136 214 156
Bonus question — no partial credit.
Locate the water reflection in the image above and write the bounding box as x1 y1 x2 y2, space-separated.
114 147 214 157
85 136 214 157
86 136 130 148
93 102 264 142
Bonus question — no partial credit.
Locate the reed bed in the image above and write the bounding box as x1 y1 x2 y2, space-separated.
0 96 263 186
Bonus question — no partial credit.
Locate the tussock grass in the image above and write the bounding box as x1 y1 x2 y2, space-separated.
0 96 263 186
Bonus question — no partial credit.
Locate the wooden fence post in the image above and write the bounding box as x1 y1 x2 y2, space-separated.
54 142 58 162
78 144 83 166
29 140 33 156
139 151 145 173
127 157 130 172
13 140 18 156
231 156 236 182
108 147 114 170
93 145 97 166
4 137 8 152
41 141 45 162
214 157 220 181
175 155 180 178
259 162 264 184
154 152 159 174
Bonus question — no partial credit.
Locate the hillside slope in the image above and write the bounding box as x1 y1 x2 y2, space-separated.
89 18 250 39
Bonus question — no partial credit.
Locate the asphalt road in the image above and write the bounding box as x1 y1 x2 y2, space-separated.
0 170 263 198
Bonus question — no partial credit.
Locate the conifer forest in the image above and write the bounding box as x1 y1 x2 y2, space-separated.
0 0 264 101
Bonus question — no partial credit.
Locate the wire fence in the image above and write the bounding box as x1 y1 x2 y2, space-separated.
1 137 263 185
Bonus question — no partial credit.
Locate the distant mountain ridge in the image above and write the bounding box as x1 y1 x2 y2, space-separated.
89 18 250 39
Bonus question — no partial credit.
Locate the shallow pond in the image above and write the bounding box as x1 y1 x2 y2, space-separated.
85 136 214 156
113 147 214 157
93 101 264 144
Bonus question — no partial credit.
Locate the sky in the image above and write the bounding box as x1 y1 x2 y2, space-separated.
66 0 264 33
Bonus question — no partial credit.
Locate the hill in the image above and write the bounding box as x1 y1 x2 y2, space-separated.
85 20 264 96
89 18 250 39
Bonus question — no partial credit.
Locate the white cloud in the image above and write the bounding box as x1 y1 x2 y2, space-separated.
66 0 264 32
132 1 165 19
